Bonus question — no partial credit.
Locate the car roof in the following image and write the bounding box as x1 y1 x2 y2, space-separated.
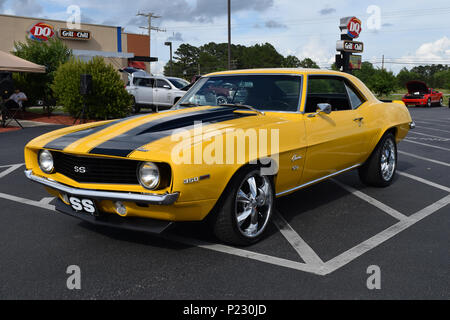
205 68 345 76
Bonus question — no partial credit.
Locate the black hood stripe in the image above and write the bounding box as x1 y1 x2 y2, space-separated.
89 107 255 157
43 114 147 151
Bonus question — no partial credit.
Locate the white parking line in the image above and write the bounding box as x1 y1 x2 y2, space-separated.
0 192 55 211
39 197 56 205
397 171 450 193
420 119 450 124
0 163 24 169
404 139 450 151
0 164 25 179
413 126 450 134
163 234 327 275
398 151 450 167
323 194 450 274
0 164 448 276
331 179 408 221
415 120 450 128
272 212 324 267
408 131 450 141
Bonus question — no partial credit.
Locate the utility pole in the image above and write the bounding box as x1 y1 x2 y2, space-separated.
164 41 173 76
227 0 231 70
381 55 385 70
137 12 166 73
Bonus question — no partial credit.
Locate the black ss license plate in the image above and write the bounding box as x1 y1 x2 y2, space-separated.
68 196 98 216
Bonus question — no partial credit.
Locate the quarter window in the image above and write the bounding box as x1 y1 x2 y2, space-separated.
345 83 364 109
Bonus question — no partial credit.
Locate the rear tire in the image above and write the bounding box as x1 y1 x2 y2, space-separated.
212 168 274 246
358 133 397 188
132 98 140 114
439 97 443 107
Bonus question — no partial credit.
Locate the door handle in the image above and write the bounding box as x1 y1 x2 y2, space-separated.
353 117 364 122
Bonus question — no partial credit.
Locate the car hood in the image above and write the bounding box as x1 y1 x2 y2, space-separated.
406 81 429 94
35 106 289 159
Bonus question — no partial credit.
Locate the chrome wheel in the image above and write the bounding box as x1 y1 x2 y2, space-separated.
380 139 396 181
235 173 273 238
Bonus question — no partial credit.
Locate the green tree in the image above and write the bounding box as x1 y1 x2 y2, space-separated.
410 64 449 87
163 42 313 78
369 69 397 97
298 58 320 69
353 61 376 84
282 55 301 68
12 38 72 106
433 70 450 90
52 57 133 119
396 67 420 89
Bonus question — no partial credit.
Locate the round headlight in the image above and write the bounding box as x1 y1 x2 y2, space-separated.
39 150 54 174
138 162 160 190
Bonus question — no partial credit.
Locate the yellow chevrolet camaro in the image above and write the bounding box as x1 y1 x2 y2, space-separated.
24 69 414 245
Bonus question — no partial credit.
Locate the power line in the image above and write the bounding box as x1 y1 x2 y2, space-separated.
161 7 450 31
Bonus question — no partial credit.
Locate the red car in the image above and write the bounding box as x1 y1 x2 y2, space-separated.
402 81 444 107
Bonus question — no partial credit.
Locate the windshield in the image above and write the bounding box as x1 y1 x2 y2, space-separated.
175 75 302 112
168 78 190 89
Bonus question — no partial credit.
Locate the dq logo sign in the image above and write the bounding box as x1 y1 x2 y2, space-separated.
28 22 55 41
347 17 362 39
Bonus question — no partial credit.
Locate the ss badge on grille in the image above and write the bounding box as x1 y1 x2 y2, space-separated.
74 166 86 174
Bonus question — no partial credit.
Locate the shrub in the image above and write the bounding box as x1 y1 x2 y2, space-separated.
12 38 72 108
52 57 133 119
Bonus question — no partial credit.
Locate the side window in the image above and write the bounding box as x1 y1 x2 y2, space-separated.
156 80 171 89
345 82 364 109
305 76 351 113
134 78 151 87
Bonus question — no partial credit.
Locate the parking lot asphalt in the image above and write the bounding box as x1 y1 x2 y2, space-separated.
0 106 449 300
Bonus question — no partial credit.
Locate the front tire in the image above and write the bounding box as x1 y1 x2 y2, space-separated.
439 97 443 107
212 169 274 246
359 133 397 187
427 98 432 108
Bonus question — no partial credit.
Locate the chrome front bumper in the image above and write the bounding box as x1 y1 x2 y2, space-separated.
25 170 179 205
410 121 416 129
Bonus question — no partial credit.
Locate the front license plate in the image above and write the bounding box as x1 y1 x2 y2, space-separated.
68 196 98 216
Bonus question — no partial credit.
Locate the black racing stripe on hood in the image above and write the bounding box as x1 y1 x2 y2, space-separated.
43 114 147 151
89 107 255 157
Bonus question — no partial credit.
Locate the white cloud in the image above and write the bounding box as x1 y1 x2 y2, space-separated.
294 36 335 67
401 36 450 64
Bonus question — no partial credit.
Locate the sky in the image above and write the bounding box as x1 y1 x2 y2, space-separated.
1 0 449 75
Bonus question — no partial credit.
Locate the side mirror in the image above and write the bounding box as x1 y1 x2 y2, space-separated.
308 103 332 118
163 85 171 90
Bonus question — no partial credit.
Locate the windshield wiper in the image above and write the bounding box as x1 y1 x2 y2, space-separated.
219 103 265 116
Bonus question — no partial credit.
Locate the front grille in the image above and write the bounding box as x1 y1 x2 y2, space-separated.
53 152 140 185
404 95 424 100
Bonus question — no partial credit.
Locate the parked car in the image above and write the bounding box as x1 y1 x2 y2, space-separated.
402 80 444 107
24 69 414 245
126 75 188 113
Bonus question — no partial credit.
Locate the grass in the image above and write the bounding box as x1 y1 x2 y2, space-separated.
27 106 65 115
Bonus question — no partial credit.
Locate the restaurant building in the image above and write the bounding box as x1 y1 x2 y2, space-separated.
0 14 154 77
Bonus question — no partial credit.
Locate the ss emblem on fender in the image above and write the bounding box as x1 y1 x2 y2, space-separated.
74 166 86 174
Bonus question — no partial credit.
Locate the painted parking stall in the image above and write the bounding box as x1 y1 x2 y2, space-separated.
0 107 449 298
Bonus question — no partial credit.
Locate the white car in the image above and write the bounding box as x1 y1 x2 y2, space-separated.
126 75 189 113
